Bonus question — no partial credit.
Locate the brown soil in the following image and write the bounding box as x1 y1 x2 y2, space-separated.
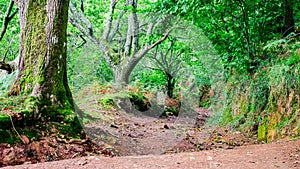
1 94 299 168
2 139 300 169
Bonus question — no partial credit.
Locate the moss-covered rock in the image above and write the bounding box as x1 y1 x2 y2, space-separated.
129 92 150 112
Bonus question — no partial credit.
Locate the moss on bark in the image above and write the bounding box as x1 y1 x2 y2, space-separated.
2 0 86 143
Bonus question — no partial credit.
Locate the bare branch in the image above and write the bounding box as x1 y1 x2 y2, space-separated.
102 0 119 40
168 50 183 69
147 18 180 50
108 10 126 42
69 2 94 36
130 17 180 67
77 35 87 48
141 63 164 72
69 1 114 68
124 0 139 57
0 0 18 42
2 46 10 62
146 22 156 36
80 0 84 13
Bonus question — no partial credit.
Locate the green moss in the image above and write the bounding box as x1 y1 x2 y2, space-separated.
52 117 85 139
129 92 150 112
99 98 115 109
0 127 41 145
0 129 14 144
0 116 11 129
267 112 281 142
21 129 40 140
258 124 267 141
219 53 300 141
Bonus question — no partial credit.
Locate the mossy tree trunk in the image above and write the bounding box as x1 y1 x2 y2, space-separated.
13 0 84 137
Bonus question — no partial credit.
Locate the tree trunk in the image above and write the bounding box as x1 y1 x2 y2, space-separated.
166 72 175 98
114 66 130 87
282 0 295 37
113 54 143 87
13 0 83 137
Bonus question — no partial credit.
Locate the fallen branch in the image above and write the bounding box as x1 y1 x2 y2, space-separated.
0 61 13 73
9 115 29 144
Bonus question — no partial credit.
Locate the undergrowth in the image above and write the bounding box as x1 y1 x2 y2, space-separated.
0 71 17 97
209 35 300 142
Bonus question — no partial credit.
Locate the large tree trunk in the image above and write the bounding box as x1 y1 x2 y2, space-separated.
13 0 83 137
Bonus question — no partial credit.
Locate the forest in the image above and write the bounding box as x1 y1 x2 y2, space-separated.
0 0 299 167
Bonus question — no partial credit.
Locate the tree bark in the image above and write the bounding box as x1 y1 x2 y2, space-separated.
282 0 295 37
12 0 83 137
166 72 175 98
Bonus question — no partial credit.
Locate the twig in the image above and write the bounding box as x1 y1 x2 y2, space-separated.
72 152 80 158
9 115 24 143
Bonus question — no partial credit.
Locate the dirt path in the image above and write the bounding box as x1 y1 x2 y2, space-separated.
86 113 198 156
82 105 254 156
3 139 299 169
1 94 299 168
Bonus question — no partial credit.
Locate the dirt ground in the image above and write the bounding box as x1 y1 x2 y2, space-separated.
1 95 299 168
2 139 300 169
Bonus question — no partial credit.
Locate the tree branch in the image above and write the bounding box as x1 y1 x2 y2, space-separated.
102 0 118 40
142 64 164 73
80 0 84 13
147 18 180 50
0 0 18 42
108 10 126 42
69 1 114 68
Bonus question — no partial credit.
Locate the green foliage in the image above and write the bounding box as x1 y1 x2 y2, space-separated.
98 98 115 110
131 69 166 90
157 0 300 76
215 44 300 141
0 71 17 96
67 42 113 91
129 92 150 112
152 0 300 141
0 1 20 61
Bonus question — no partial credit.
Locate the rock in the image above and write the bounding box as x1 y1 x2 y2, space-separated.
21 135 30 144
